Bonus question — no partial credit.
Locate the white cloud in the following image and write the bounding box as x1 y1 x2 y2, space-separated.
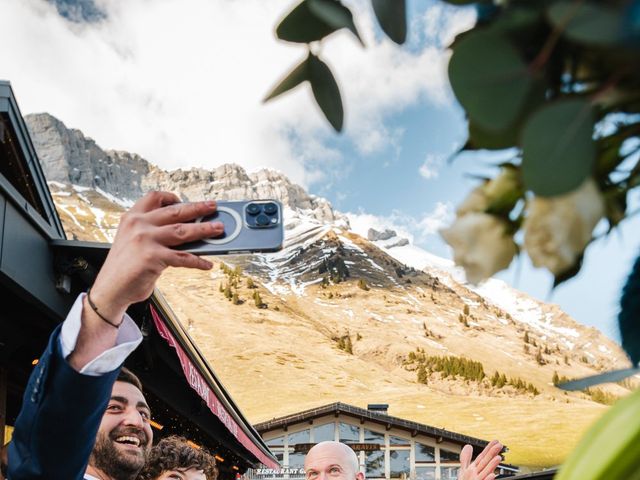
414 2 477 48
345 210 416 244
0 0 463 189
419 153 444 180
344 201 454 247
416 201 454 238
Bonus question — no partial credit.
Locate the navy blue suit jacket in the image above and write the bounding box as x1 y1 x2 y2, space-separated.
8 325 121 480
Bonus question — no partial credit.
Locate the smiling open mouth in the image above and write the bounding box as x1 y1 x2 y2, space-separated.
114 435 142 447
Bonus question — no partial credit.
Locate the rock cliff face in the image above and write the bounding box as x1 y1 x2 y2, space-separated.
26 113 152 199
25 113 343 224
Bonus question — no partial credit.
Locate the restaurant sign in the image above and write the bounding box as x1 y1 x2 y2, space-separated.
253 468 305 476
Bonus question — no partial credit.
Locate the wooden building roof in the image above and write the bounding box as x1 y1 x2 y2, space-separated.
256 402 496 451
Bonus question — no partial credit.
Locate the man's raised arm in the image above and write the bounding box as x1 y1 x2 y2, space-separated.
9 192 223 480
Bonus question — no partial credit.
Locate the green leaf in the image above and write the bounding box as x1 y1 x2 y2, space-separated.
490 6 542 33
276 0 339 43
547 1 626 47
264 57 310 102
308 54 344 131
448 30 534 132
522 99 596 197
308 0 363 45
371 0 407 44
467 121 519 150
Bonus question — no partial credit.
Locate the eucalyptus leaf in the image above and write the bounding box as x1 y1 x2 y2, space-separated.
467 121 519 150
264 57 310 102
466 78 546 151
490 6 541 33
371 0 407 44
522 99 596 197
276 0 339 43
308 0 363 45
547 1 625 47
619 252 640 365
308 54 344 131
448 30 534 132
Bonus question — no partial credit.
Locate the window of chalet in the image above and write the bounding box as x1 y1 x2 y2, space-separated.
414 443 435 462
415 466 436 480
439 448 461 480
288 429 310 445
441 466 460 480
266 435 285 447
365 450 384 478
288 451 306 469
313 422 335 442
389 449 410 478
439 448 459 463
338 422 359 443
363 429 384 445
389 435 410 446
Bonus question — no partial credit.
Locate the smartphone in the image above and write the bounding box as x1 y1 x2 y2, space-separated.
177 200 285 255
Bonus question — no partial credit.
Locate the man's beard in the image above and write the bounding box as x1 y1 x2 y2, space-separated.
90 427 150 480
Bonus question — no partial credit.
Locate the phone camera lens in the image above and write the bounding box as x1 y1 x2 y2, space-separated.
256 214 270 226
246 203 261 215
263 202 278 215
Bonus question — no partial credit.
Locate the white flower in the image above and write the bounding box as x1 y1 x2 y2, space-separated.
456 167 521 216
523 179 605 276
440 212 517 284
456 185 489 216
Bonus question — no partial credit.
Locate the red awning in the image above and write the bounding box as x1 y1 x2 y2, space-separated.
150 306 278 468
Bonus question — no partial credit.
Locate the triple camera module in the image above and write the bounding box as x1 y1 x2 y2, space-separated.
245 201 280 228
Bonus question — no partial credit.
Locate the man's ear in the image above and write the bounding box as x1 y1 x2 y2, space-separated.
355 472 365 480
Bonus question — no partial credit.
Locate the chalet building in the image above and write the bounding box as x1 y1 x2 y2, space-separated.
0 80 277 477
252 403 519 480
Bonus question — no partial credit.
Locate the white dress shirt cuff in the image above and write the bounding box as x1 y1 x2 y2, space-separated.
60 293 143 376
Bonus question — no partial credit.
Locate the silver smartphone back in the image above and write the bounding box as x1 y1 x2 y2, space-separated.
178 200 284 255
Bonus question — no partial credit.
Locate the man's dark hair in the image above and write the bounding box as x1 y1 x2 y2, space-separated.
137 436 217 480
117 366 143 391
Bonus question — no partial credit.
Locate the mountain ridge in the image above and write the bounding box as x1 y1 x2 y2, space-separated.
31 112 633 469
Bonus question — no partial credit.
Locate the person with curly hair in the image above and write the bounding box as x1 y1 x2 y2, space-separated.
138 436 218 480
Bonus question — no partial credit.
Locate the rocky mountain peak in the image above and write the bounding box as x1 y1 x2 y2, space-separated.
26 113 152 199
25 113 344 224
368 227 410 248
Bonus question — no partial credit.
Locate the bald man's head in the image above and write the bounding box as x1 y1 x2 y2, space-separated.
304 442 364 480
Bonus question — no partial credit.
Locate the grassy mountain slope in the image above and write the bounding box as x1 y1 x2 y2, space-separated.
50 182 632 469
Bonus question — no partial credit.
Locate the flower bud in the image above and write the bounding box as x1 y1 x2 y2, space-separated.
441 212 517 284
524 179 605 276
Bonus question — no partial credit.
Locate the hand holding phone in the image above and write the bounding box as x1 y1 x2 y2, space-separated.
176 200 284 255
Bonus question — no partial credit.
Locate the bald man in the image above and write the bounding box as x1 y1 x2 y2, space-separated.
304 440 503 480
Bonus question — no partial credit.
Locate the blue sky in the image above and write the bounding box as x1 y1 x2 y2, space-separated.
3 0 639 342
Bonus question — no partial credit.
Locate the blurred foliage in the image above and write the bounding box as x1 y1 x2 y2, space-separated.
267 5 640 475
265 7 640 472
267 0 640 357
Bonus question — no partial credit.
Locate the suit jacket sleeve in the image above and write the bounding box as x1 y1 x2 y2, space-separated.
7 325 121 480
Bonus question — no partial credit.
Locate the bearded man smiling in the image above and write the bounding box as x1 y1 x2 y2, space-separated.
85 368 153 480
